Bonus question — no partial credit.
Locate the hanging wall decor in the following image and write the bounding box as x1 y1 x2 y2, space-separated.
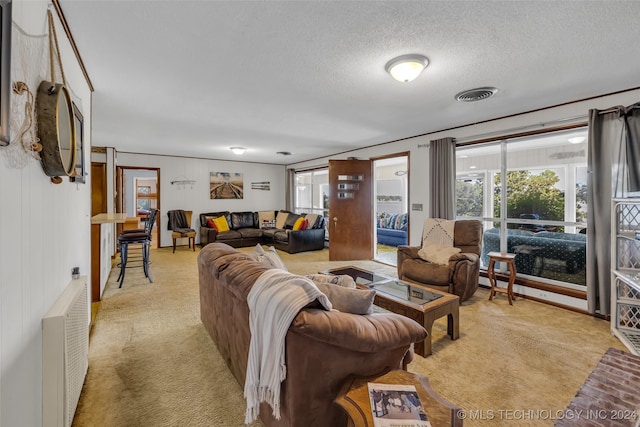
36 9 76 183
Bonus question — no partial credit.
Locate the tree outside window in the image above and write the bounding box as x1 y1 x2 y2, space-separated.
494 170 565 226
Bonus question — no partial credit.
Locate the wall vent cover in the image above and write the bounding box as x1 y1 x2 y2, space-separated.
455 87 498 102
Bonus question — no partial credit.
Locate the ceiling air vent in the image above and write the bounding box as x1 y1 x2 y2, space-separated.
455 87 498 102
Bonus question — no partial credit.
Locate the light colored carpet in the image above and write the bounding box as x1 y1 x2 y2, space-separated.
72 246 626 427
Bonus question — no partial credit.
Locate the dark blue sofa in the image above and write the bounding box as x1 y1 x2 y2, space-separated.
481 228 586 274
376 212 408 246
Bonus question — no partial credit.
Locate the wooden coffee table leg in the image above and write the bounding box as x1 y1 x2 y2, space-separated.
447 301 459 340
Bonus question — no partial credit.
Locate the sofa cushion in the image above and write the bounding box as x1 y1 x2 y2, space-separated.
261 228 278 239
273 230 289 243
231 211 256 229
275 211 289 229
284 213 302 229
212 216 230 232
309 280 375 315
402 258 450 286
213 229 241 241
238 228 263 239
206 218 216 228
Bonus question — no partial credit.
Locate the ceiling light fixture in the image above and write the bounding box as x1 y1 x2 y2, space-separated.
568 136 586 144
230 147 245 155
385 54 429 83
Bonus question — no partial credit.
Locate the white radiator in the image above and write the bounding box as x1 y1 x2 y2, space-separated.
42 276 89 427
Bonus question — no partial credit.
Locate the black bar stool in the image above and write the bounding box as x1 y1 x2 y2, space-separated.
117 209 158 288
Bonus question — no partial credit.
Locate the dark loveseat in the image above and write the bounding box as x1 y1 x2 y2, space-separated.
199 210 326 254
481 228 587 274
376 212 408 246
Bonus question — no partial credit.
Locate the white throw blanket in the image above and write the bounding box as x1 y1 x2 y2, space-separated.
244 269 332 424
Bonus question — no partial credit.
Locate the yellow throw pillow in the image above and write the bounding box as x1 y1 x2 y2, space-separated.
213 216 230 233
292 217 305 231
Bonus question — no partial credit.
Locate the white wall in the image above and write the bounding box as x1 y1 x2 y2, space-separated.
115 152 286 247
0 1 92 426
289 89 640 247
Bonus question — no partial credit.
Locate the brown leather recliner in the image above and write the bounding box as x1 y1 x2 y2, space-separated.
397 219 483 302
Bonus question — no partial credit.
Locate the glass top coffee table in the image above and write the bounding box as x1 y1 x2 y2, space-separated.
324 266 459 357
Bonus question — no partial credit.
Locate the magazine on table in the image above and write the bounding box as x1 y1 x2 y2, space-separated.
367 382 431 427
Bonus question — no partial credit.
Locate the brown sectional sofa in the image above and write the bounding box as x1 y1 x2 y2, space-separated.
199 210 326 253
198 243 428 427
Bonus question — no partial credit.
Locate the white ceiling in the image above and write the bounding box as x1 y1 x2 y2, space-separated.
58 1 640 165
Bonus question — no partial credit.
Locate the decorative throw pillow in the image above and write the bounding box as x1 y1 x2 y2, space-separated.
206 218 216 228
275 211 289 229
258 211 275 228
305 273 356 288
263 246 288 271
212 216 230 233
249 243 266 260
418 244 461 265
292 217 307 231
303 213 320 229
310 280 375 315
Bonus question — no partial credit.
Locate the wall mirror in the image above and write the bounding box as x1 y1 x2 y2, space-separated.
70 103 85 183
0 0 12 146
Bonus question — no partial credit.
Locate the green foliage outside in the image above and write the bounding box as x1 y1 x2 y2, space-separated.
456 179 483 217
456 169 587 226
494 170 564 227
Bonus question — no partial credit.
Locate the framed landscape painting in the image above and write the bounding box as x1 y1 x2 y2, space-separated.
210 172 243 199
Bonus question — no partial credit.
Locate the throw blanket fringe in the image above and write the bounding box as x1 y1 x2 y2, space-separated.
244 269 332 424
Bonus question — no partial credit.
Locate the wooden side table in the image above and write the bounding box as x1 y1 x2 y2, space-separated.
335 370 463 427
487 251 517 305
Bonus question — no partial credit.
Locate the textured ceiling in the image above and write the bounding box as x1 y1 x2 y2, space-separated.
58 0 640 165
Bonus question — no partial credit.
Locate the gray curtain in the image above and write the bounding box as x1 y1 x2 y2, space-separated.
285 168 295 211
624 103 640 191
429 137 456 219
587 107 627 315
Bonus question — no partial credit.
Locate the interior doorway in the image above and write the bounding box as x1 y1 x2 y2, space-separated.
116 167 160 247
373 154 409 266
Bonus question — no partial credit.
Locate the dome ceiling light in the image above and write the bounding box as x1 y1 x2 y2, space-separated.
568 136 586 144
230 147 245 155
455 87 498 102
385 54 429 83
